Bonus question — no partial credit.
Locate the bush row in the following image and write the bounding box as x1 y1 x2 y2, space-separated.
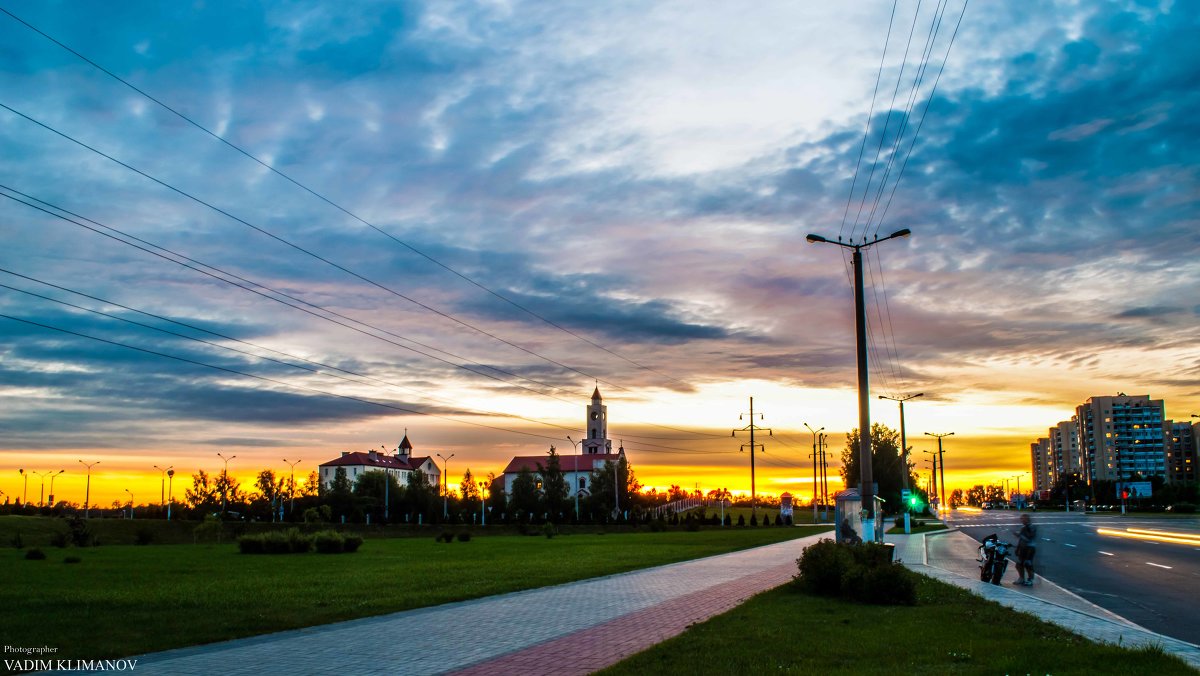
237 529 363 554
794 539 917 606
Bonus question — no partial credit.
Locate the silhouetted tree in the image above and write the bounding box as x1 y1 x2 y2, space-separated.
537 447 570 523
840 424 914 514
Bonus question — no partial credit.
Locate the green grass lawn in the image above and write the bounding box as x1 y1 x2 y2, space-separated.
0 526 826 661
597 575 1194 676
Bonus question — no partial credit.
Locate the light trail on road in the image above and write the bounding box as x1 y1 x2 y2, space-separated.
1096 528 1200 547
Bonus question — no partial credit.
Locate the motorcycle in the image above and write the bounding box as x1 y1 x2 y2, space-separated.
977 533 1012 585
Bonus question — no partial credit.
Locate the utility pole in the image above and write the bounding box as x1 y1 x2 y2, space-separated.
923 450 938 513
880 393 923 533
804 423 824 522
807 228 912 542
926 432 953 515
819 432 829 519
733 397 771 519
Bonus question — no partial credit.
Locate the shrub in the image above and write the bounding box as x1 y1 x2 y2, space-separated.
343 534 363 553
724 514 732 526
794 539 855 595
314 531 345 554
775 514 783 526
286 528 313 553
67 517 95 547
456 532 471 542
437 531 455 543
737 515 745 527
25 548 46 560
542 522 558 539
785 515 793 526
64 555 82 564
1171 503 1196 514
237 535 265 554
193 515 225 544
134 527 155 546
648 518 666 532
685 515 700 532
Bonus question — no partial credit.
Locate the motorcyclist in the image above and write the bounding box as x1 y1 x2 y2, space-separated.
1012 513 1037 586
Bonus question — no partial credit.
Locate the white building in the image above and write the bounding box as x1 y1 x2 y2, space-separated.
500 387 625 498
318 433 440 490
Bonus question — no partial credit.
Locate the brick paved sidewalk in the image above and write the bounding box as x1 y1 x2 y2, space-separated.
126 531 829 676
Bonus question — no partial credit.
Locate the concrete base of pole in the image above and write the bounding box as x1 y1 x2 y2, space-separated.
904 511 911 535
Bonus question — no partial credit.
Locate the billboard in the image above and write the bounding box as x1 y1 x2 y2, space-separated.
1116 481 1152 499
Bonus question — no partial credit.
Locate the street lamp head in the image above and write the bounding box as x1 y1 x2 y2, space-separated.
914 392 924 398
167 469 174 477
805 233 827 244
889 228 912 239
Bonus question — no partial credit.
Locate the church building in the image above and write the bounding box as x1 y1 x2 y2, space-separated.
500 387 625 499
318 432 440 490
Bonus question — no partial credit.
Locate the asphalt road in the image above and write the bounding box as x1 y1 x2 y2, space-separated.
944 510 1200 645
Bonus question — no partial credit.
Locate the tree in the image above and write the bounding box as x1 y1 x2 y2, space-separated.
255 470 285 506
185 470 218 512
510 467 541 521
301 471 321 498
1048 472 1087 503
485 472 506 520
460 469 479 504
966 485 985 507
405 468 438 522
537 447 570 523
587 457 640 521
355 470 402 522
214 469 245 514
840 424 914 514
324 467 355 520
985 484 1005 504
949 488 964 508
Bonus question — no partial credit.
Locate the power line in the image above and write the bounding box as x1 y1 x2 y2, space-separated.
0 272 583 434
0 100 633 395
0 184 580 404
839 0 899 243
0 310 729 458
849 0 925 243
0 5 690 389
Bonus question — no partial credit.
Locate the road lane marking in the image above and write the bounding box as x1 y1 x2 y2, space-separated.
1042 538 1052 541
1146 562 1172 569
1098 551 1113 556
1063 543 1077 548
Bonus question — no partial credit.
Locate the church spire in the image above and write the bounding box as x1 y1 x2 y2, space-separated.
592 385 602 401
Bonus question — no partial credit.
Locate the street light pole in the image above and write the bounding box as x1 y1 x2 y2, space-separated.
567 436 581 521
153 464 172 516
879 393 923 533
31 470 50 507
18 469 27 506
819 432 829 518
804 423 824 522
807 228 912 541
78 460 99 518
926 432 953 514
47 470 64 508
478 480 488 527
124 488 134 519
436 453 455 520
217 452 236 515
283 458 303 516
167 469 175 521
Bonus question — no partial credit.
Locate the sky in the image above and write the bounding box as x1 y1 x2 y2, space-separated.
1 0 1198 508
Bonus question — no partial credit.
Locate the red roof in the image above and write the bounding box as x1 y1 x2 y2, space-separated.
502 453 622 474
592 386 602 400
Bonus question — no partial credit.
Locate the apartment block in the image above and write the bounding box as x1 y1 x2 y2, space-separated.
1075 394 1166 483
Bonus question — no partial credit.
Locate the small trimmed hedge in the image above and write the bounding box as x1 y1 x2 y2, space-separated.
238 529 362 555
795 539 917 606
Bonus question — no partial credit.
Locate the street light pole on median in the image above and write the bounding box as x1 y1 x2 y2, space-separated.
807 228 912 542
880 393 923 533
78 460 99 518
436 453 455 520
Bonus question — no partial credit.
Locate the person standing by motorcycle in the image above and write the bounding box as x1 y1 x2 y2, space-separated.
1013 513 1037 586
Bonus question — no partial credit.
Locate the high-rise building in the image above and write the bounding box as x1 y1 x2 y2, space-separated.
1075 394 1166 483
1165 421 1196 484
1031 437 1053 492
1049 418 1082 478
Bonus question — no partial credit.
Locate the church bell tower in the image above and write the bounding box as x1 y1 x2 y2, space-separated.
583 386 612 454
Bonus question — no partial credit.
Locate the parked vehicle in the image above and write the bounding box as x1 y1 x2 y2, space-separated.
978 533 1012 585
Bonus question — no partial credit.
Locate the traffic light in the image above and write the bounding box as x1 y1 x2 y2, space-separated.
1121 489 1129 500
908 493 924 511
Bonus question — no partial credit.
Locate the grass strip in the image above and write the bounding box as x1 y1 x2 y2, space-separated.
598 573 1194 675
0 527 824 661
